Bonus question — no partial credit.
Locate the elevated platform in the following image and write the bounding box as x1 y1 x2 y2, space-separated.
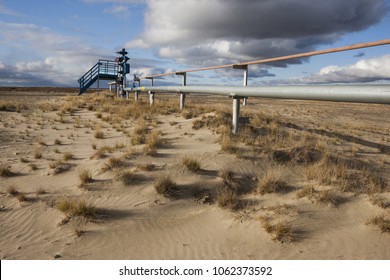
78 60 118 95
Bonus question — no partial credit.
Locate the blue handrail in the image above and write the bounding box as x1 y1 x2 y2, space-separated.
78 60 118 94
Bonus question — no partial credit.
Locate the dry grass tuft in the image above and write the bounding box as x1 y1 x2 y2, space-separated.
7 185 19 196
17 193 27 203
102 157 126 172
369 195 390 209
36 188 46 195
182 156 201 173
220 132 237 154
154 174 178 197
94 129 104 139
296 185 315 199
56 197 97 219
219 168 237 191
297 186 342 207
192 119 205 130
216 187 238 210
317 190 341 207
261 218 294 243
305 157 388 194
367 216 390 233
144 131 163 156
33 145 42 159
49 160 63 169
72 224 84 238
118 170 139 185
134 119 148 135
78 169 93 184
63 152 74 161
0 165 12 177
257 168 292 195
137 163 154 172
131 134 145 146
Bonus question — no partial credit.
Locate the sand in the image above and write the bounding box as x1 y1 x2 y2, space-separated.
1 87 390 260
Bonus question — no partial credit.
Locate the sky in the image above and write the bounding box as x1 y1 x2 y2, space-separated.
0 0 390 87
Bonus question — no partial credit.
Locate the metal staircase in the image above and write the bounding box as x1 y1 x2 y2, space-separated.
78 60 118 95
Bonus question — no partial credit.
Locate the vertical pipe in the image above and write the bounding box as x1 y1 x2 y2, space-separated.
180 93 186 111
232 97 241 135
243 66 248 86
135 91 139 101
149 91 155 106
109 84 112 93
243 66 248 106
178 72 187 110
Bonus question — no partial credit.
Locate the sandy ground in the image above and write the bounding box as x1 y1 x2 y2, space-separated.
1 87 390 260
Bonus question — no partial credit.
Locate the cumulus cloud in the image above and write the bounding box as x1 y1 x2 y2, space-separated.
0 21 110 86
130 58 169 77
128 0 387 71
299 55 390 83
0 1 20 16
104 5 131 18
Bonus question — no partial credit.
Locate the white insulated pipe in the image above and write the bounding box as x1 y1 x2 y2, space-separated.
130 85 390 104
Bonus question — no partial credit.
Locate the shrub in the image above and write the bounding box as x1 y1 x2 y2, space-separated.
220 132 237 153
317 190 341 207
17 193 27 203
261 219 294 243
102 157 125 172
0 165 12 177
36 188 46 195
34 146 42 159
131 134 145 146
56 198 97 219
296 185 315 199
118 170 139 185
94 130 104 139
6 185 19 196
216 188 238 210
134 119 148 135
78 169 93 184
182 156 201 173
137 163 154 172
219 168 236 190
144 131 162 156
272 221 294 243
63 152 74 161
257 169 291 195
154 174 178 197
367 216 390 233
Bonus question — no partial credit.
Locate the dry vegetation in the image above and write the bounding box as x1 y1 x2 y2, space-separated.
56 197 97 220
182 156 201 173
154 174 179 197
